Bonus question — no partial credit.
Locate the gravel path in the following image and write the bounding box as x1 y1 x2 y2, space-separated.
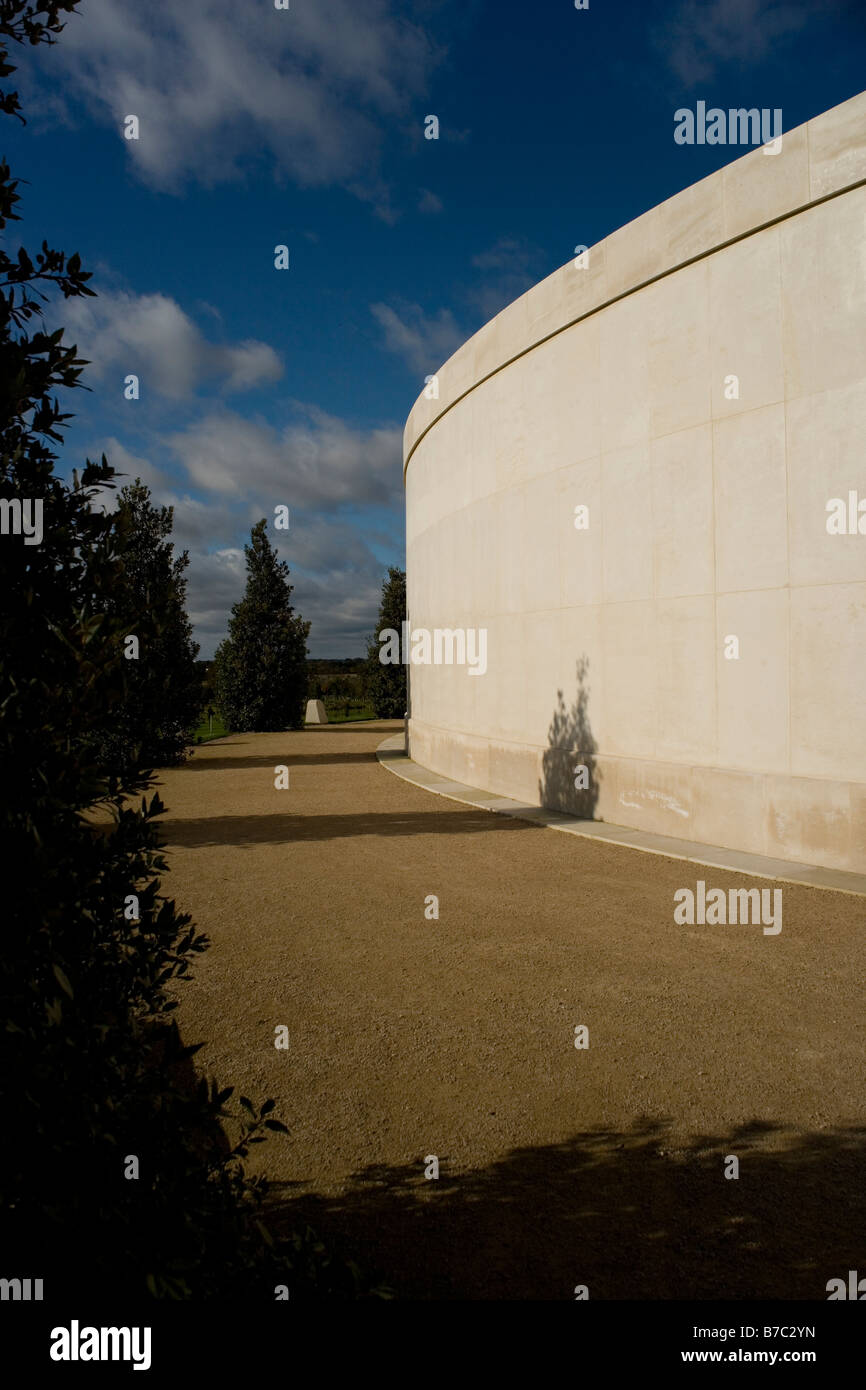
158 722 866 1300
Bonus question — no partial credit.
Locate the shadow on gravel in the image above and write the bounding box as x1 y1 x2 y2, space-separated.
305 721 400 734
264 1118 866 1300
184 751 379 771
190 739 245 747
160 809 540 849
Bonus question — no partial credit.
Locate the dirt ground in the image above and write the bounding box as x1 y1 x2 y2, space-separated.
157 722 866 1300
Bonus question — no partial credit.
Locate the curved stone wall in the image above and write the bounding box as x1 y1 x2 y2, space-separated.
404 91 866 873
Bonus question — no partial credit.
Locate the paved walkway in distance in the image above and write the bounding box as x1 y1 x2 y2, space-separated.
158 722 866 1300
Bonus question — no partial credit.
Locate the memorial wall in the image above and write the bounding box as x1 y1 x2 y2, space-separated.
404 91 866 873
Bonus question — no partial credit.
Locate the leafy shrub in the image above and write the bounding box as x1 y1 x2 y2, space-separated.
0 2 368 1300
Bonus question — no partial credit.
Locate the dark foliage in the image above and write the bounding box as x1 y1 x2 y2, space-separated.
364 566 406 718
213 518 310 732
0 3 365 1300
85 478 204 776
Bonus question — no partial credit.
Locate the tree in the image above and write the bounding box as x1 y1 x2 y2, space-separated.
0 2 347 1301
90 478 202 774
327 675 349 704
364 567 406 718
214 518 310 731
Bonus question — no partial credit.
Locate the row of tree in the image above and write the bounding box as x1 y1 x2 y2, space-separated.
214 541 407 733
109 486 407 750
0 0 380 1300
82 475 409 761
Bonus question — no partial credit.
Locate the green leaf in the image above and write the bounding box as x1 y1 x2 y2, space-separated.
52 963 73 998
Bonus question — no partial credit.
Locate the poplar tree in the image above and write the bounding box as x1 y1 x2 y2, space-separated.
214 518 310 731
364 566 407 718
91 478 203 773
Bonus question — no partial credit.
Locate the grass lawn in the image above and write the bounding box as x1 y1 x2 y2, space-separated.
191 712 230 744
190 704 379 744
320 702 377 724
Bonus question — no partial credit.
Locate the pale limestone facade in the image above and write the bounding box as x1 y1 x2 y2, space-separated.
404 91 866 873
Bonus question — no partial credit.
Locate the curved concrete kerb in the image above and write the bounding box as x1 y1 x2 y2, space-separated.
375 738 866 897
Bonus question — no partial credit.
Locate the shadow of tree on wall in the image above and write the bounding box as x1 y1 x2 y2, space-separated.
265 1118 866 1300
538 655 601 819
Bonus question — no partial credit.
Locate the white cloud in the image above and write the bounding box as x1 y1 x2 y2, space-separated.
99 439 170 491
218 340 284 393
167 406 403 509
80 437 174 513
657 0 810 85
370 300 464 375
469 236 544 322
186 518 397 659
470 238 528 273
160 493 263 550
186 547 248 651
370 241 549 375
418 188 443 214
269 516 393 650
83 452 401 657
48 0 440 199
82 404 406 657
63 290 282 400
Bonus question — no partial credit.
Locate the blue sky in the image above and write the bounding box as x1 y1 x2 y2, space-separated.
8 0 866 656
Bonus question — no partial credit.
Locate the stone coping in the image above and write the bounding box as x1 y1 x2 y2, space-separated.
375 736 866 896
404 90 866 477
